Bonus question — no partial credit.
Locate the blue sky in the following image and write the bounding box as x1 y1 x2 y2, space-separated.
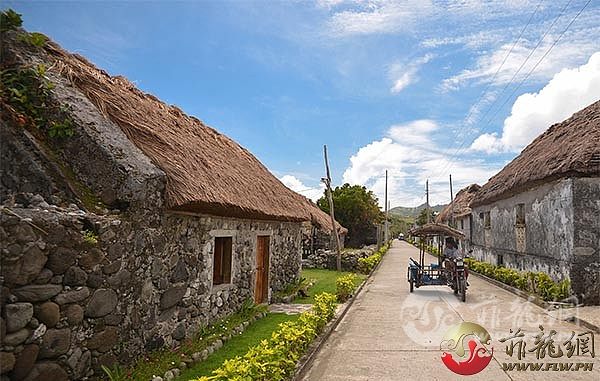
6 1 600 206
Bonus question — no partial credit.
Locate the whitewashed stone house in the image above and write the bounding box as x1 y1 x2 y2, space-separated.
469 100 600 305
435 184 481 251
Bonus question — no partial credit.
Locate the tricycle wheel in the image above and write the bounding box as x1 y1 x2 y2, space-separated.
409 278 414 293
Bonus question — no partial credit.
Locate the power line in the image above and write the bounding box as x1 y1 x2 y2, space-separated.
430 0 547 180
482 0 592 127
460 0 544 128
474 0 574 126
433 0 586 181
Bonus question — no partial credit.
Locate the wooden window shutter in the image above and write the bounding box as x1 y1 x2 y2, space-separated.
222 237 232 283
213 238 223 284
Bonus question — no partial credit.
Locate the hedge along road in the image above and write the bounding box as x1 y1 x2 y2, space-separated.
299 240 600 381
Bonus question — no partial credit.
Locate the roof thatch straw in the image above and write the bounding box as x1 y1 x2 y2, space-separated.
436 184 481 223
302 196 348 234
7 31 347 227
409 223 465 239
472 100 600 207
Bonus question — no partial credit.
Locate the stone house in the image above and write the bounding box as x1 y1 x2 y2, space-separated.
301 201 348 258
0 29 344 379
469 100 600 305
435 184 481 251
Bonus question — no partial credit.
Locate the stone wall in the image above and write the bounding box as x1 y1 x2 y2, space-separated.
470 178 600 304
302 246 375 272
571 178 600 305
0 194 302 380
471 179 574 280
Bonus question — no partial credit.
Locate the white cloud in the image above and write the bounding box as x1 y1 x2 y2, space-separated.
389 54 433 94
471 52 600 153
343 120 498 207
325 1 435 37
322 0 540 38
441 35 599 92
279 175 325 201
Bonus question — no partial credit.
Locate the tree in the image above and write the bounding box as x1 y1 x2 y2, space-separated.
389 215 413 238
317 183 384 247
416 208 437 226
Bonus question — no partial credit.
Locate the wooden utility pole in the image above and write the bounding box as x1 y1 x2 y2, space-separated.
426 179 430 224
449 174 454 227
323 145 342 271
384 170 389 243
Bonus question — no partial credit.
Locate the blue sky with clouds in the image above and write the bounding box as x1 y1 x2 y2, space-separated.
6 1 600 207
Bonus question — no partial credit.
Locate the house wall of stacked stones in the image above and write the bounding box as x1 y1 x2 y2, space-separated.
0 198 302 380
570 177 600 305
470 177 600 304
470 179 574 279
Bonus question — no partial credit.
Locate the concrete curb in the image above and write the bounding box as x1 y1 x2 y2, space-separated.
468 271 550 309
291 244 389 381
565 316 600 333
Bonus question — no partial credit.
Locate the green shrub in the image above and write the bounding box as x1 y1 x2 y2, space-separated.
82 230 98 245
1 9 22 32
335 273 358 302
18 32 49 47
1 63 74 138
465 258 571 302
357 244 389 274
195 293 337 381
100 364 125 381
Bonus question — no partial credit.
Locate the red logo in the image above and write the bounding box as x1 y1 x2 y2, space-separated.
440 322 494 375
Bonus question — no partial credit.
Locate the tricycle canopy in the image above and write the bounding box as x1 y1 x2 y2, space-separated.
408 222 465 239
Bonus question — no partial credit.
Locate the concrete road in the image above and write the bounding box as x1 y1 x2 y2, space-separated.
300 240 599 381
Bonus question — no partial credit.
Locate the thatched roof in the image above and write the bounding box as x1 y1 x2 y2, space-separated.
472 100 600 207
409 223 465 239
303 197 348 235
6 30 347 227
436 184 481 223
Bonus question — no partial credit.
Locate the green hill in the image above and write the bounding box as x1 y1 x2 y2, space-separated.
389 203 446 218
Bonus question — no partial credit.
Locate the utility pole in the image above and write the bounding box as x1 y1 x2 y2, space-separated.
384 170 389 243
426 179 430 224
322 145 342 271
449 174 454 227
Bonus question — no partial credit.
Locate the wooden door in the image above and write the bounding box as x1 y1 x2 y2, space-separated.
255 236 270 304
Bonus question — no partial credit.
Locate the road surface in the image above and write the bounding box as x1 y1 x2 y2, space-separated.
300 240 599 381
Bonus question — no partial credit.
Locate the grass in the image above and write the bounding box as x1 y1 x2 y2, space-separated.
294 268 366 304
126 303 264 381
175 313 299 380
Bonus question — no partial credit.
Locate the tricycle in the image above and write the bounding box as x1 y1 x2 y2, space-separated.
407 223 468 302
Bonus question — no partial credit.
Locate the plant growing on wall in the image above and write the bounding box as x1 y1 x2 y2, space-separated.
1 9 74 139
0 8 22 32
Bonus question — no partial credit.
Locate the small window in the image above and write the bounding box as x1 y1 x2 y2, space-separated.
484 212 491 229
516 203 525 226
460 219 464 230
213 237 232 285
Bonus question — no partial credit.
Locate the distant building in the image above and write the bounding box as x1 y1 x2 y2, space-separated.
436 184 481 250
469 100 600 305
